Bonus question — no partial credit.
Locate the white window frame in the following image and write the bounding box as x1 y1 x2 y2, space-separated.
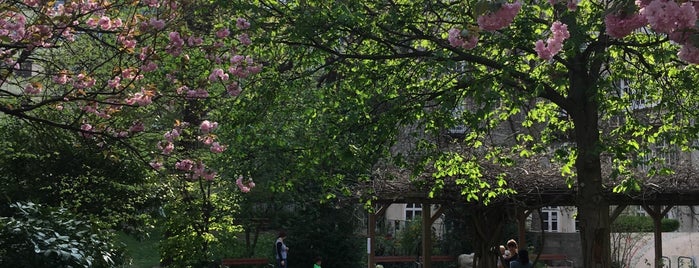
405 203 422 221
541 206 560 232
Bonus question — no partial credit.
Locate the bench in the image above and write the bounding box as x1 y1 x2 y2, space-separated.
533 254 573 267
221 258 270 267
375 255 456 263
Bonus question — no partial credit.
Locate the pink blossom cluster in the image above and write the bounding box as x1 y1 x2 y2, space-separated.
199 120 219 133
640 0 696 34
534 21 570 60
174 160 217 181
86 16 123 31
604 13 648 39
125 88 154 106
0 12 27 42
24 83 41 95
448 28 479 50
477 1 522 31
236 175 256 193
639 0 699 63
604 0 699 63
82 102 111 119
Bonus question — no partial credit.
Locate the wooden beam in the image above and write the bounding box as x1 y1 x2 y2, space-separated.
422 203 432 268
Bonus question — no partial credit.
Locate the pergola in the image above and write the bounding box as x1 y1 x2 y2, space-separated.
363 162 699 268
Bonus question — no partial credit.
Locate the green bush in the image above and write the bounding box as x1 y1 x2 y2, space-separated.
611 215 679 232
0 202 126 267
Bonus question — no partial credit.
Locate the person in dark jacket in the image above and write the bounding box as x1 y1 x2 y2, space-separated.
275 231 289 268
509 249 532 268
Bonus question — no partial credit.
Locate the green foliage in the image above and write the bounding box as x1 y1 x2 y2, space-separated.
0 202 126 268
0 118 159 235
158 179 244 267
611 215 679 232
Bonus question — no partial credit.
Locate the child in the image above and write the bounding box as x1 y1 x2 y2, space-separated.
313 256 322 268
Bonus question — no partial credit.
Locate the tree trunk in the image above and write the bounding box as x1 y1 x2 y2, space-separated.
574 118 612 268
471 206 506 268
569 65 611 267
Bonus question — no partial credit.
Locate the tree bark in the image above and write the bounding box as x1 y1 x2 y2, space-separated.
472 206 506 268
568 58 611 267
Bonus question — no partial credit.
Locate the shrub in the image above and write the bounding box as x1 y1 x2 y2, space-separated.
611 215 679 232
0 202 125 267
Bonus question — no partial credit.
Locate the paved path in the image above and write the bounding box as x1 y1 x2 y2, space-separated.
628 232 699 268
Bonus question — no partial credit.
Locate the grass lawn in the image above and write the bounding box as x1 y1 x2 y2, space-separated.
118 232 161 268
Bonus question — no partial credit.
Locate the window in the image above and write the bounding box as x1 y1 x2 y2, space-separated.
541 206 559 232
447 104 466 136
639 140 680 172
618 79 658 110
635 205 647 216
405 203 422 221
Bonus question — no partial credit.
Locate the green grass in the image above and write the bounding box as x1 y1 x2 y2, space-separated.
117 231 161 268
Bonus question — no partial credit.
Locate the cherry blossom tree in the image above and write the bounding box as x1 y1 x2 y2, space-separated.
1 0 261 264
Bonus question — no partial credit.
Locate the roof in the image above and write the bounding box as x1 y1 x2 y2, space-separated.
365 156 699 207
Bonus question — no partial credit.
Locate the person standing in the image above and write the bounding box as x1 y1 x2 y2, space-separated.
497 245 510 268
313 256 322 268
509 249 533 268
502 239 518 267
275 231 289 268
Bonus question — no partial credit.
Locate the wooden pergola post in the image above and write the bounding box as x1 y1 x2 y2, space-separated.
642 205 674 268
422 203 432 268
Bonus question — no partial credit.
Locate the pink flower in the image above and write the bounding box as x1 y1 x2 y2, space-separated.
53 72 70 84
210 142 226 153
73 73 95 89
236 18 251 29
143 0 160 7
142 61 158 72
215 28 230 38
80 123 93 138
534 21 570 60
175 159 195 171
112 18 123 28
238 33 252 45
108 76 121 88
236 175 255 193
202 171 216 181
186 88 209 99
98 16 111 30
605 13 648 39
129 121 144 133
230 55 245 64
227 82 242 96
187 36 203 46
149 18 166 30
200 120 218 133
23 0 40 7
119 36 137 49
640 0 697 34
447 28 479 49
24 83 41 94
125 88 153 106
150 161 163 170
164 128 180 142
477 1 522 31
208 68 229 81
86 17 99 28
159 142 174 155
678 44 699 64
168 31 184 55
